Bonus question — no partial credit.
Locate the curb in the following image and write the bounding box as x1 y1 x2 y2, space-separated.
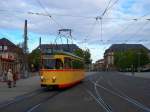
0 80 6 83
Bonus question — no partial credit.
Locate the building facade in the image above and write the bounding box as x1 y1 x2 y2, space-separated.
94 59 105 71
104 44 150 71
0 38 24 78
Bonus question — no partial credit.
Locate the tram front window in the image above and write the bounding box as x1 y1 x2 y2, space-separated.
42 59 63 69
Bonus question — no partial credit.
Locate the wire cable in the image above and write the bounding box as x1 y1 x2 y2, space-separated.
36 0 49 14
106 0 119 12
101 0 113 17
35 0 66 45
85 20 98 40
126 20 150 42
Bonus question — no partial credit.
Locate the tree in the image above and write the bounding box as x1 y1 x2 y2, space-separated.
73 48 92 64
114 48 150 71
84 49 92 64
28 49 40 71
73 49 84 58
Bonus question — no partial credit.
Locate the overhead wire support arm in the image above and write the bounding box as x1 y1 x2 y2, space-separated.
146 19 150 21
95 16 103 42
28 12 51 18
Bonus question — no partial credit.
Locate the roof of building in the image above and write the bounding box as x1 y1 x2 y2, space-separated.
0 38 16 46
105 44 149 54
39 44 80 53
96 59 104 63
0 38 23 53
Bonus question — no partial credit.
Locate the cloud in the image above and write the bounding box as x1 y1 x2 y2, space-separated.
0 0 150 62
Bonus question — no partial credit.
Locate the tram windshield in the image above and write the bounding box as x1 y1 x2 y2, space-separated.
42 59 63 69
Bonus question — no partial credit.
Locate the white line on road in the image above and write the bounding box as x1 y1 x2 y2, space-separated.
27 103 41 112
85 89 111 112
106 78 150 112
90 80 150 112
94 78 112 112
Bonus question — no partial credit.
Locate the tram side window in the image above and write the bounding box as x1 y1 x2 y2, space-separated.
64 58 72 69
72 60 84 69
55 59 63 69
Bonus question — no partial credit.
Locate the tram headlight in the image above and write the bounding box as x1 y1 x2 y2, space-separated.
41 76 44 79
52 76 56 83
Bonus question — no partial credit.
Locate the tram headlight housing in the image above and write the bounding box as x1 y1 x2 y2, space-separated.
41 76 44 80
52 76 56 83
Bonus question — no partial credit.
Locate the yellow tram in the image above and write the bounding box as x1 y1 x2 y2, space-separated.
40 51 85 88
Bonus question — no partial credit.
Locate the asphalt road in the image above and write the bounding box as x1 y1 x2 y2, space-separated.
0 72 150 112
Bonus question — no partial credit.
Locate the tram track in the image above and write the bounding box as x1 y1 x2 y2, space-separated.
0 88 62 112
94 79 112 112
84 88 112 112
0 89 43 109
102 75 150 112
26 91 60 112
87 75 150 112
82 77 112 112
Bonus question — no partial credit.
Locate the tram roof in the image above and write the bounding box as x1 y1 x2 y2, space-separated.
43 50 83 60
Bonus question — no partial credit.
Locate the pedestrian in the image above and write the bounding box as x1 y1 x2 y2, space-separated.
7 69 13 88
13 72 18 87
3 70 7 82
131 65 135 76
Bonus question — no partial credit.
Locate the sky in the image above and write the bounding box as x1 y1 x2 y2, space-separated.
0 0 150 62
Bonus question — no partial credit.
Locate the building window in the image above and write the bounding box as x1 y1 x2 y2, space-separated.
0 46 2 50
4 46 7 51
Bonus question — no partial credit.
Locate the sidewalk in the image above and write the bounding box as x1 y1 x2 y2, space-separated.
119 72 150 79
85 72 98 76
0 75 40 104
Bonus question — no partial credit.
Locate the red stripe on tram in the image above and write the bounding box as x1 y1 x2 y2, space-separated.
40 69 83 72
58 79 83 88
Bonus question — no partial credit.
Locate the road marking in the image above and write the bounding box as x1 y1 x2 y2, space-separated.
94 79 112 112
0 89 42 109
89 80 150 112
27 104 41 112
25 91 60 112
106 79 150 112
85 89 111 112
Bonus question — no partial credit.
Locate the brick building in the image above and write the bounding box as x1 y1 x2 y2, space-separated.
0 38 24 78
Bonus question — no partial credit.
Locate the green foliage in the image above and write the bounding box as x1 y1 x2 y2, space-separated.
72 60 84 69
114 48 150 71
28 49 40 71
73 49 92 64
73 49 84 58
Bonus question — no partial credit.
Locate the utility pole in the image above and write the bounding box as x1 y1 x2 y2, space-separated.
39 37 42 71
23 19 29 78
39 37 41 49
96 16 103 42
24 20 28 53
138 52 141 72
